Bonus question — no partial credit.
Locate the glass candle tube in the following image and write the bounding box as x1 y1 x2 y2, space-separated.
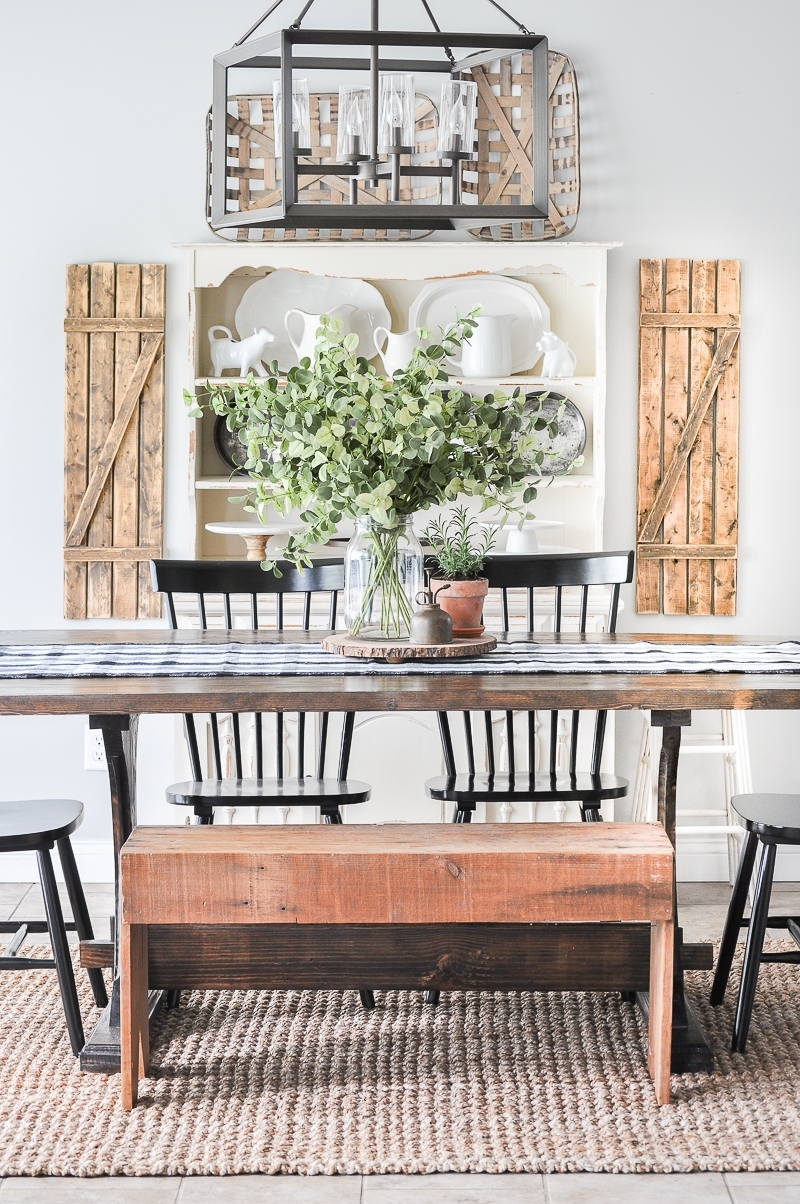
336 85 372 161
437 79 478 159
378 74 415 152
272 78 311 156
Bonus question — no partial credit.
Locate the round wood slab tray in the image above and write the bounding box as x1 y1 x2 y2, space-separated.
322 633 497 663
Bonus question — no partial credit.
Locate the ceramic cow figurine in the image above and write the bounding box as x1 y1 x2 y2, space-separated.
536 330 577 378
208 325 275 378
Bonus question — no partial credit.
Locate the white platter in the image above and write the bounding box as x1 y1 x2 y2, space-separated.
234 269 391 372
204 523 304 537
408 275 550 375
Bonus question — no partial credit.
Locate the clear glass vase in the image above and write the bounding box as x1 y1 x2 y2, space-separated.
344 516 423 639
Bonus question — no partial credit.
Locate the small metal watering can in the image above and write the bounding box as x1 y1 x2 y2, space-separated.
410 585 453 645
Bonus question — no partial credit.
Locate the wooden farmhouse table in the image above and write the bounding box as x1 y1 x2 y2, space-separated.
1 628 798 1077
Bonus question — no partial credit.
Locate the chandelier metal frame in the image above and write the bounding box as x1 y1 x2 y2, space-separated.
210 1 549 233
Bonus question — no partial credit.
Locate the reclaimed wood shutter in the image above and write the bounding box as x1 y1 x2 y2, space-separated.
63 263 165 619
636 259 740 615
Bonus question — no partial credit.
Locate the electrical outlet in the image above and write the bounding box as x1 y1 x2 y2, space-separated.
84 727 107 771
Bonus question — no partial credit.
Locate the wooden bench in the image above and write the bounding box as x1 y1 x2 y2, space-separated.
120 822 675 1108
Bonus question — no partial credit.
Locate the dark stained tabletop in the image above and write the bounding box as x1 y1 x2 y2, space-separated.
0 630 797 714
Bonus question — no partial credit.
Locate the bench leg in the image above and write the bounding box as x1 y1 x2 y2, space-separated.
121 923 149 1110
649 919 674 1105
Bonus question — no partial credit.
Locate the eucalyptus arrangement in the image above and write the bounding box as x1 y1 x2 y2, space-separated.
185 311 557 638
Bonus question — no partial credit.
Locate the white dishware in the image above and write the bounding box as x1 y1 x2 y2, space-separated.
536 330 577 378
207 326 275 378
235 269 391 371
285 304 356 364
205 522 304 563
486 517 568 553
446 314 517 378
373 327 421 376
408 274 550 375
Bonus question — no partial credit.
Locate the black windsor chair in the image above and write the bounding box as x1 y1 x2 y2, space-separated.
0 799 108 1055
426 551 635 823
150 558 376 1010
711 794 800 1052
150 560 371 824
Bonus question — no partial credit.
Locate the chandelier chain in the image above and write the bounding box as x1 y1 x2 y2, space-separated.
418 1 456 65
236 0 532 45
485 0 531 35
234 0 287 46
290 0 318 29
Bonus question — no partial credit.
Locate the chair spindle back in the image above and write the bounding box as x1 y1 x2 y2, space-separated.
439 551 634 780
151 559 350 783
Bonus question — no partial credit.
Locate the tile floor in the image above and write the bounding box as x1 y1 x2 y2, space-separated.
1 1173 800 1202
1 882 799 1202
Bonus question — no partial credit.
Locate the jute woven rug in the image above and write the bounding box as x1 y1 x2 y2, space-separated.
1 945 800 1175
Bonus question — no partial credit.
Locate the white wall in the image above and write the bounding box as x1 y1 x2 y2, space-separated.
0 0 798 879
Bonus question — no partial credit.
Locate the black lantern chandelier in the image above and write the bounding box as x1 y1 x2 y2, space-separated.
210 1 549 233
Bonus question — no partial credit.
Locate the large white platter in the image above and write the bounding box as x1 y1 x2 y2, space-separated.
408 274 551 375
234 269 391 372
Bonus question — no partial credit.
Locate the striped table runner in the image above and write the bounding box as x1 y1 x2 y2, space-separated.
0 641 798 678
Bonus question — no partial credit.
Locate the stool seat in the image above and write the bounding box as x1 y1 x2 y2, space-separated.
166 778 371 809
732 794 800 842
0 799 84 852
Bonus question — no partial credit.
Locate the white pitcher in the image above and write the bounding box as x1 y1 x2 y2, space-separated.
284 304 356 363
446 314 517 378
373 327 421 376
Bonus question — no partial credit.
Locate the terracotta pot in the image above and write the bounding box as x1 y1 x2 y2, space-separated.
430 577 489 638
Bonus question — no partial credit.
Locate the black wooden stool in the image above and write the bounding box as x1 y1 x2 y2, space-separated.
710 794 800 1052
0 799 108 1055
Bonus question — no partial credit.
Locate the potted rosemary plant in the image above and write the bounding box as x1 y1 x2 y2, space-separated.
424 508 496 637
185 312 553 639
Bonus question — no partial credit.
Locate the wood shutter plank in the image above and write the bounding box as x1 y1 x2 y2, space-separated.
63 265 90 620
662 259 691 614
87 263 116 618
638 543 737 560
636 259 664 613
64 546 162 563
714 261 741 615
138 265 166 618
113 265 142 620
640 312 739 328
64 318 163 332
688 260 717 614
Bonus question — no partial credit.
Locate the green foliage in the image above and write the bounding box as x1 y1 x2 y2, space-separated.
424 506 496 580
185 309 554 571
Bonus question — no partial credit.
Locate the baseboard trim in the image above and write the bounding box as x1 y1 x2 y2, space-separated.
677 832 800 882
0 841 115 884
